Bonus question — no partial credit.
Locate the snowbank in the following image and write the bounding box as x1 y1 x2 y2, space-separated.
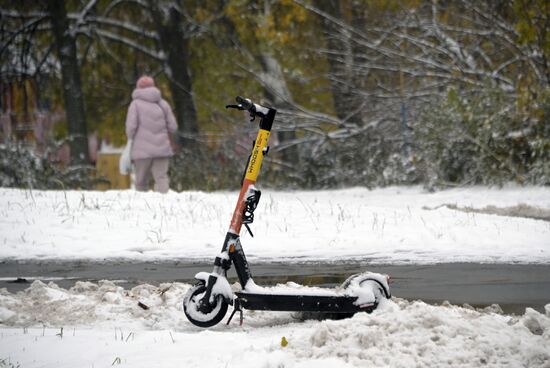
0 281 549 367
1 186 549 264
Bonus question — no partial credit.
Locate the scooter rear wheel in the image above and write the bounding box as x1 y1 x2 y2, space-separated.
183 283 228 328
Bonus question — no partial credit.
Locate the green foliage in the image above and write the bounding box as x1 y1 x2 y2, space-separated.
513 0 550 52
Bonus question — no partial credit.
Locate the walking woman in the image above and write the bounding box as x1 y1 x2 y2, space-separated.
125 76 178 193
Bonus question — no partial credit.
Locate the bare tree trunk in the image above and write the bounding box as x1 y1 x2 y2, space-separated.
46 0 90 165
313 0 364 125
251 1 299 163
148 1 198 146
257 52 299 162
216 0 299 163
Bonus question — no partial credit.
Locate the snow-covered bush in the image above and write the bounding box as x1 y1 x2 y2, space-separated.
296 131 417 189
0 143 102 189
524 92 550 185
415 86 550 187
165 86 548 191
169 140 243 191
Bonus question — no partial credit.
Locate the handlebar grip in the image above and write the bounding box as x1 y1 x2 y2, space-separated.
236 96 253 110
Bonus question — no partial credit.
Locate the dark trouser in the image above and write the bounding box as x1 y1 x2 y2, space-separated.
133 157 170 193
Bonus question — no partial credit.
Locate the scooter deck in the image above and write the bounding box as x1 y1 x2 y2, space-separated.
235 291 376 313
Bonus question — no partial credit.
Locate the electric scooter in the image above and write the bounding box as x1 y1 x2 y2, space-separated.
183 96 391 328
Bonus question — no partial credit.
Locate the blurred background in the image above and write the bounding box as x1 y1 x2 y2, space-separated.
0 0 548 191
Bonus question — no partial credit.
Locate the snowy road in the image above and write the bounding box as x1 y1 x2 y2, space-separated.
2 261 549 314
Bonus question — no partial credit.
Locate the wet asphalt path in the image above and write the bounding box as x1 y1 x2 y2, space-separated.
1 261 549 315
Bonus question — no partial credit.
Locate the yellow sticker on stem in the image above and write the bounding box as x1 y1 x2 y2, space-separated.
245 129 270 182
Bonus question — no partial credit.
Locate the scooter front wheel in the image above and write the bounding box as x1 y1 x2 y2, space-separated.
183 283 228 328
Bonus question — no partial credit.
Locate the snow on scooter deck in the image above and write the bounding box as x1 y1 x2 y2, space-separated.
234 272 390 313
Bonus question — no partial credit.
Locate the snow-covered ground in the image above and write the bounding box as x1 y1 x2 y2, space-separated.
1 186 550 367
1 186 549 264
1 280 549 367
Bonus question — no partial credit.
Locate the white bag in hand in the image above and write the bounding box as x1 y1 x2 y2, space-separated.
119 139 133 175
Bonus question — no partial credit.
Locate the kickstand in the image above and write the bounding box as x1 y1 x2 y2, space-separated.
226 299 244 326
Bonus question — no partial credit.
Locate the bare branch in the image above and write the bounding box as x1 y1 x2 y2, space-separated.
94 29 163 61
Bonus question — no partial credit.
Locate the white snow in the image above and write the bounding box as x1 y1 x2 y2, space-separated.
1 186 550 366
244 279 343 296
0 186 549 264
243 272 389 307
0 280 549 367
194 271 233 301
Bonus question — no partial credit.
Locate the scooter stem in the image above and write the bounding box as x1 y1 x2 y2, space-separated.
212 99 276 287
229 119 274 234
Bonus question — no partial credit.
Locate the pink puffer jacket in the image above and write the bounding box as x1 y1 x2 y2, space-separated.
125 87 178 160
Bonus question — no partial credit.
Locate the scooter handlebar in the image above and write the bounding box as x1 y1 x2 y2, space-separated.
226 96 271 120
235 96 253 110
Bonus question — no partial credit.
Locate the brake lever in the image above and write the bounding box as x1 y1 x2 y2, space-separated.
227 104 256 121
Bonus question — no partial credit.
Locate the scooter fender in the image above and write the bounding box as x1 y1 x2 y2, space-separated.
341 272 392 300
194 271 234 304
